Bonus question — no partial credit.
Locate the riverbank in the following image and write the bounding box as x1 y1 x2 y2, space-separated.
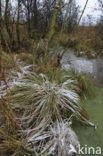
0 49 103 155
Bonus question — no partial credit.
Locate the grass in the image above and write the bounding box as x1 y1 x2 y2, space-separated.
0 44 96 155
2 51 17 70
0 63 96 155
57 26 103 58
26 120 80 155
46 69 95 99
0 97 36 155
10 72 84 121
6 69 95 155
0 97 18 155
68 70 95 99
17 52 35 65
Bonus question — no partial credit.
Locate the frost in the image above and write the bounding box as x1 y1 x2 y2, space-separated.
0 60 33 97
27 120 80 156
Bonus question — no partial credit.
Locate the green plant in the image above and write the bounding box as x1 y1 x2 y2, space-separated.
68 70 95 98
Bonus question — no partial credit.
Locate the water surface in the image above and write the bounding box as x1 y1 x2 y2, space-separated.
61 50 103 155
61 50 103 87
74 88 103 156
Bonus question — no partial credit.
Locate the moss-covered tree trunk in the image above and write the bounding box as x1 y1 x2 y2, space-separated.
45 0 61 61
49 0 61 41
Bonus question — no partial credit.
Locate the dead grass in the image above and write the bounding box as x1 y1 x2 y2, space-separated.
2 52 17 70
17 52 34 65
57 26 103 58
0 97 35 156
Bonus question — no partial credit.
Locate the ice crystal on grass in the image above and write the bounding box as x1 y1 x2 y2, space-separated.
8 72 95 155
26 120 79 156
10 73 90 127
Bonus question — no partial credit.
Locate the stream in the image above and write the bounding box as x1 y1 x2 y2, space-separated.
61 49 103 88
61 49 103 156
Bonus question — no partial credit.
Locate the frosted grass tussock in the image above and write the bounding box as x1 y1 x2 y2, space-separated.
8 72 95 155
10 73 94 131
26 120 79 156
11 74 79 117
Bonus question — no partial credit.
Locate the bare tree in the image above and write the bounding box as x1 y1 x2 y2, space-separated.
98 0 103 11
0 0 2 40
16 0 21 46
33 0 37 28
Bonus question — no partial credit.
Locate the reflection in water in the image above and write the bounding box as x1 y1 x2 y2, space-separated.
61 50 103 87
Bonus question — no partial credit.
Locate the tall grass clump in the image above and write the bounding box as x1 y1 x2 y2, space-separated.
68 70 95 99
7 70 95 155
10 72 90 123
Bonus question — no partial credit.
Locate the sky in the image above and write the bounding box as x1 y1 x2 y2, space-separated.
5 0 102 24
76 0 102 24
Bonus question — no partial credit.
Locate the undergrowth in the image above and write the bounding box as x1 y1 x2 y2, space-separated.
0 53 96 155
68 70 95 99
2 51 17 70
1 68 94 155
57 27 103 58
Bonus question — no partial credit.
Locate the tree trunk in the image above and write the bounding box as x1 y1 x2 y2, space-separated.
45 0 61 62
0 0 2 77
5 0 10 35
27 6 31 37
16 0 21 47
33 0 37 28
0 40 2 78
0 0 1 38
4 0 13 49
